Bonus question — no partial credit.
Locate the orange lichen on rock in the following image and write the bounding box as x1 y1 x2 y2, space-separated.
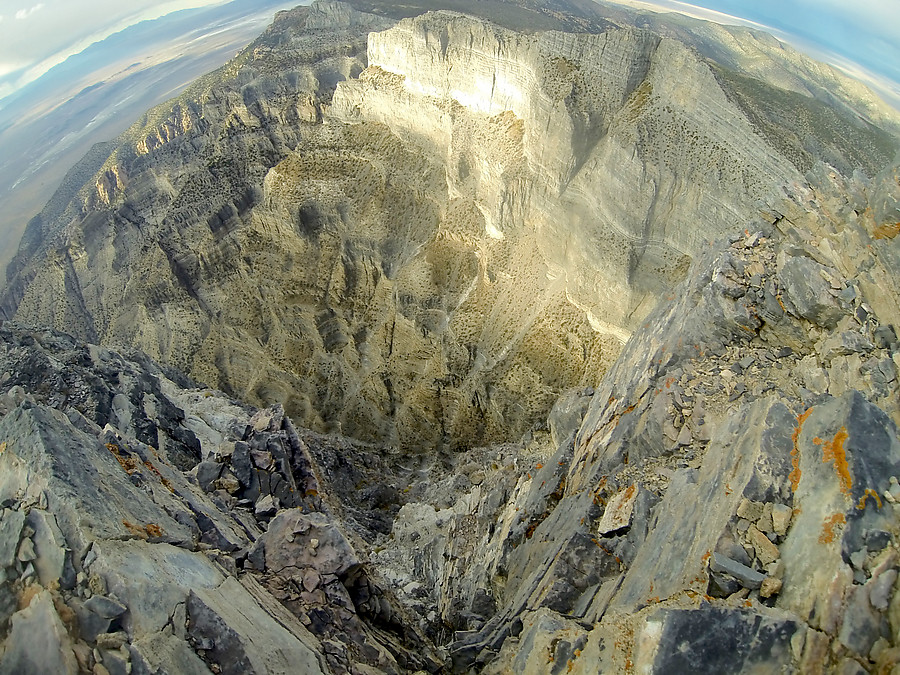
820 427 851 496
818 513 846 544
873 222 900 239
122 520 164 540
143 460 174 492
789 408 813 492
107 443 140 474
856 488 882 510
145 523 163 538
122 520 149 540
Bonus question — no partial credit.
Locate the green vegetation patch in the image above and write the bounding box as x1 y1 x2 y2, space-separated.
343 0 613 33
714 65 899 177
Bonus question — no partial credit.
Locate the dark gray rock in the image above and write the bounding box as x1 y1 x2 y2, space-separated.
0 509 24 569
636 607 801 673
873 324 897 349
709 552 765 589
777 255 846 329
838 585 880 657
85 594 128 619
230 442 253 488
195 461 223 492
71 597 113 643
549 389 592 449
186 577 325 675
865 529 893 550
0 586 16 630
707 571 742 598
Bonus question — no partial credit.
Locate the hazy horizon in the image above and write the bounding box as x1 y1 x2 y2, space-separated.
600 0 900 108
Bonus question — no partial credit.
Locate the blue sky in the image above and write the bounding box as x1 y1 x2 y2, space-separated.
606 0 900 105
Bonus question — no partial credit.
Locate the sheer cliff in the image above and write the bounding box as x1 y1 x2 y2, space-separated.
0 1 900 673
3 1 897 453
0 162 898 674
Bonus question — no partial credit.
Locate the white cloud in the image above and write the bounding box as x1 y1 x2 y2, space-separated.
797 0 900 27
15 4 45 20
601 1 785 35
0 62 26 78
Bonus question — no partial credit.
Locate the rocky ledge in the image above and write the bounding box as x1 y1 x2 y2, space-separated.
0 157 898 673
0 323 442 674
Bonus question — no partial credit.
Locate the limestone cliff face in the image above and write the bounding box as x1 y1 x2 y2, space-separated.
330 12 804 333
1 1 896 454
368 158 900 674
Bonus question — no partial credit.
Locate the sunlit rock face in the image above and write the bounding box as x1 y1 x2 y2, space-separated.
0 2 895 452
330 12 802 335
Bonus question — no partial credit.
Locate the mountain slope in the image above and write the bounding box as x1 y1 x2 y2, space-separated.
0 161 897 674
0 2 899 672
3 1 896 453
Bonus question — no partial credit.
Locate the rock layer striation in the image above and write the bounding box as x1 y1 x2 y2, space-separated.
3 1 896 450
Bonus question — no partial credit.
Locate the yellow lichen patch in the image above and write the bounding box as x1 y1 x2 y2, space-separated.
122 520 149 540
818 513 846 544
145 523 164 538
107 443 140 474
0 441 6 453
857 488 882 510
873 222 900 239
820 427 851 497
789 408 813 492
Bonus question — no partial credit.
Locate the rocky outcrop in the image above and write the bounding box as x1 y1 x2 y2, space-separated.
0 323 439 674
0 156 897 673
3 1 896 453
363 162 900 672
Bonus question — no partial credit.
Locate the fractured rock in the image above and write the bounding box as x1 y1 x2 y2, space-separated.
632 607 801 674
0 590 79 675
186 577 325 675
709 553 765 590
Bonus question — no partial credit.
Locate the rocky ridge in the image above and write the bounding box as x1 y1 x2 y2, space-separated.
0 159 897 672
2 1 897 453
0 1 899 673
369 160 900 673
0 323 446 674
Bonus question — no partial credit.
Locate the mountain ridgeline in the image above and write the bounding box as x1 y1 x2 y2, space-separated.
3 0 897 452
1 2 900 673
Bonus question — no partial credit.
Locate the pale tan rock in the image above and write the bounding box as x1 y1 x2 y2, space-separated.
596 485 638 536
801 630 830 674
760 576 782 598
766 559 786 580
757 502 774 533
748 525 780 566
737 498 764 522
771 503 792 536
